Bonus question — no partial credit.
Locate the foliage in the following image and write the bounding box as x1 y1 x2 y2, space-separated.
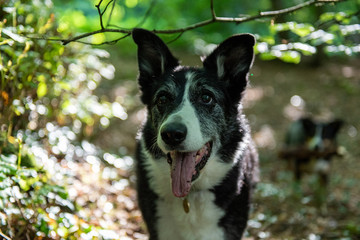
51 0 360 63
256 10 360 63
0 0 130 238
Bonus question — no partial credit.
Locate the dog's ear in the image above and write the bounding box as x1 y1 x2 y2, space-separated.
132 28 179 79
132 28 179 104
203 34 255 100
324 119 343 139
300 117 316 136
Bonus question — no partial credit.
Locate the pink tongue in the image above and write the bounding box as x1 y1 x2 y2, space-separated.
171 151 196 198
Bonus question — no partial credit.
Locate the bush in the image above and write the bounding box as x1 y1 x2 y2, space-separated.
0 0 127 238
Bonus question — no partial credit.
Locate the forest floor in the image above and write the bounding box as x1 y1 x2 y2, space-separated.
70 53 360 239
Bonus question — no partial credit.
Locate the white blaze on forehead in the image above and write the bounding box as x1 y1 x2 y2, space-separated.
185 71 196 84
308 125 324 150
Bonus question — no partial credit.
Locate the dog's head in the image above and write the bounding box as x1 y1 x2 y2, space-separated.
299 118 343 151
133 28 255 197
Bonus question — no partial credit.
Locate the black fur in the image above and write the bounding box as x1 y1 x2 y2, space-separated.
135 141 159 238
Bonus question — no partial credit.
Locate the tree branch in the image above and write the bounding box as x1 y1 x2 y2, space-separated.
27 0 343 45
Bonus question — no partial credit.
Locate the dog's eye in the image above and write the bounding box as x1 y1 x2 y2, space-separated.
157 95 169 106
200 94 213 105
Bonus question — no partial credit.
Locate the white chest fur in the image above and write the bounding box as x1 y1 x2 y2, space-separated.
157 191 225 240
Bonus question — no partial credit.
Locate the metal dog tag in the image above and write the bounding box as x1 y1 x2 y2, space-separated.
183 198 190 213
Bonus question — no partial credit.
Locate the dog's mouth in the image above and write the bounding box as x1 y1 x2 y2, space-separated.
166 141 212 198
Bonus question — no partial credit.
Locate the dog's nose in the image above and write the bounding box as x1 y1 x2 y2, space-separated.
161 123 187 146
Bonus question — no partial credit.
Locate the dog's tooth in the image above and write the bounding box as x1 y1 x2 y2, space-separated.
167 153 172 164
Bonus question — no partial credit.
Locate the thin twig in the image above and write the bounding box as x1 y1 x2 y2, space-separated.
95 0 105 29
106 0 117 27
166 31 185 44
96 0 116 29
210 0 216 19
61 28 130 45
260 0 319 16
24 32 131 45
102 0 114 16
77 33 131 45
106 24 131 30
136 0 157 28
0 232 12 240
153 18 215 34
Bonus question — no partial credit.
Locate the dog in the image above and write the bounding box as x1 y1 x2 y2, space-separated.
279 117 343 197
132 28 259 240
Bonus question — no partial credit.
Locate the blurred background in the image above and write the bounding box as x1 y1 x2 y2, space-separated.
0 0 359 239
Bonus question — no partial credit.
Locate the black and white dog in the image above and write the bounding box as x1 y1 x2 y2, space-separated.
133 28 259 240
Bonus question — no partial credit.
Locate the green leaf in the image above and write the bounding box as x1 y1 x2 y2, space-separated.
39 217 51 235
259 36 275 45
2 28 26 43
0 154 17 164
279 51 301 64
0 178 12 190
37 81 48 98
260 52 277 61
0 162 17 176
125 0 138 8
0 172 6 181
19 178 30 191
49 185 68 199
292 26 313 37
57 81 72 91
320 12 336 22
